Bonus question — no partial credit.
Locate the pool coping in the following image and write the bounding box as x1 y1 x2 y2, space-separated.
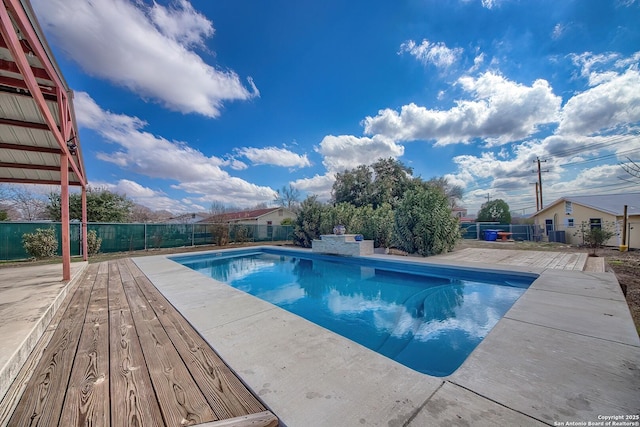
133 246 640 426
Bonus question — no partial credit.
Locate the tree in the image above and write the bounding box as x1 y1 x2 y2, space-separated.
129 203 154 223
10 186 48 220
332 164 373 207
476 199 511 223
620 156 640 179
332 158 414 208
275 184 300 209
46 187 134 222
393 183 461 256
427 177 464 208
370 158 413 208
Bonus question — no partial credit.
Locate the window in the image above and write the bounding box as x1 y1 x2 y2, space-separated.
565 218 574 228
589 218 602 230
565 201 573 214
278 210 283 216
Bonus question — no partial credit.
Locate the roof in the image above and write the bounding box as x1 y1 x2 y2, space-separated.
534 192 640 217
202 207 292 223
0 0 86 187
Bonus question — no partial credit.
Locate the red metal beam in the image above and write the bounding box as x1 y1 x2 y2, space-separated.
0 142 61 154
0 116 50 130
0 177 82 185
0 161 74 172
0 75 58 97
0 57 50 80
60 152 70 280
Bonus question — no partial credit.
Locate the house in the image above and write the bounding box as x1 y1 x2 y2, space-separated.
200 207 296 240
202 207 296 225
530 192 640 249
166 213 208 224
451 206 475 223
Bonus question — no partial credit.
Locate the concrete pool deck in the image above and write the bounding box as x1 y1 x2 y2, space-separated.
132 247 640 426
1 247 638 426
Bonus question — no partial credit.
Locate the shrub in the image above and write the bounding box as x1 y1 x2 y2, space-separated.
574 221 617 255
293 195 328 248
87 229 102 256
22 228 58 259
393 184 461 256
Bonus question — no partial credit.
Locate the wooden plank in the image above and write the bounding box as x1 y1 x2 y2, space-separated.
58 266 110 427
119 260 217 426
124 259 268 419
109 262 165 427
108 261 128 311
0 265 89 427
198 411 279 427
8 269 93 427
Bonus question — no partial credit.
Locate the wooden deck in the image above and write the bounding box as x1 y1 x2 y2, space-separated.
0 259 278 427
435 247 590 271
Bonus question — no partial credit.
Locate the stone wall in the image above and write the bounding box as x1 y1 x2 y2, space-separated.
311 234 374 256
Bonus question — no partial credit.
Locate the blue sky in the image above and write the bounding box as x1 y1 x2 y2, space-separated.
31 0 640 215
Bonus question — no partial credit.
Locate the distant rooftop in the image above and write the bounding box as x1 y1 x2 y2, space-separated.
541 192 640 216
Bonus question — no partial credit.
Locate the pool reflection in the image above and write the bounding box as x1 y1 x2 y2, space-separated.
181 253 526 376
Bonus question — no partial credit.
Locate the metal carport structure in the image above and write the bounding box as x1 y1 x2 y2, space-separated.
0 0 87 280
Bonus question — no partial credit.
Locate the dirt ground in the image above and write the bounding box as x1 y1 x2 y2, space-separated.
3 239 639 334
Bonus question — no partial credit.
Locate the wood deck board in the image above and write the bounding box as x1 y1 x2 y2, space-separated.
2 259 279 426
8 268 94 427
437 248 591 271
119 261 217 426
124 259 268 419
59 265 110 427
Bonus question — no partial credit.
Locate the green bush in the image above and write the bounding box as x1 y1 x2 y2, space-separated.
87 229 102 256
393 184 461 256
22 228 58 259
574 221 617 255
293 195 328 248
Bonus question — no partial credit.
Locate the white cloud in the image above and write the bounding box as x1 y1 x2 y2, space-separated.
149 0 213 49
558 69 640 135
90 179 188 212
33 0 257 117
291 173 336 201
316 135 404 172
76 92 275 207
481 0 500 8
398 39 463 69
236 147 311 168
364 72 561 146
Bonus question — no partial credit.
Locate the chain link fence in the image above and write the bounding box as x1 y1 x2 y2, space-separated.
0 222 294 261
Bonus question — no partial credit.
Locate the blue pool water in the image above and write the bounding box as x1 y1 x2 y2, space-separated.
172 249 536 376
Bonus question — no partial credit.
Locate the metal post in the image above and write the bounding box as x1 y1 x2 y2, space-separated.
621 205 628 247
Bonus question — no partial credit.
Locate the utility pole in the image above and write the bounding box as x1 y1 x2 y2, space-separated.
534 157 548 209
486 193 491 203
530 182 540 211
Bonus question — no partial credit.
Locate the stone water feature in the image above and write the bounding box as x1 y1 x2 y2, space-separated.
312 233 374 256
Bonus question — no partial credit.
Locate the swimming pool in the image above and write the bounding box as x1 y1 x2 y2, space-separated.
172 248 537 376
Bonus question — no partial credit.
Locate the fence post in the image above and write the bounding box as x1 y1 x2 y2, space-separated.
144 223 147 251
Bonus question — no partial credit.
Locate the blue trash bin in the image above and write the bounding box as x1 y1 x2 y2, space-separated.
484 229 498 241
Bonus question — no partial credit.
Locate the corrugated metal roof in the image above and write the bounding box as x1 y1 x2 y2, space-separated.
0 0 86 187
566 193 640 216
536 192 640 217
